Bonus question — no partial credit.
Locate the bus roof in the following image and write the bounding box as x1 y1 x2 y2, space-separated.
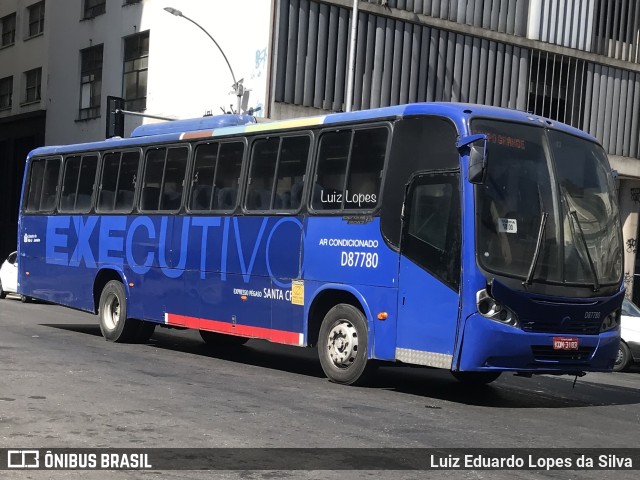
28 103 597 159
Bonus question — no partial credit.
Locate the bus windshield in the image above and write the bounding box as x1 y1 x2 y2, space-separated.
474 120 622 289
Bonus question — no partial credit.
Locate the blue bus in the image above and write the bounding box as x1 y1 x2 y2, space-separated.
17 103 624 385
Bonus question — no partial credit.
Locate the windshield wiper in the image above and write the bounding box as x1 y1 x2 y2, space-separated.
569 209 600 292
523 212 548 287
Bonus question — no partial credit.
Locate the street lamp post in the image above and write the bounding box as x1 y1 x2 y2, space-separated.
345 0 359 113
164 7 243 115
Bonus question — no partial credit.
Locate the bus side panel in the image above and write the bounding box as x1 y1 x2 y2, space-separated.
396 258 461 366
165 215 304 343
302 217 398 288
21 215 98 311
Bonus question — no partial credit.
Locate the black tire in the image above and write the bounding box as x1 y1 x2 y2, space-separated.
0 280 6 300
98 280 140 342
20 295 31 303
451 371 501 385
199 330 249 346
318 304 373 386
613 341 632 372
136 321 156 343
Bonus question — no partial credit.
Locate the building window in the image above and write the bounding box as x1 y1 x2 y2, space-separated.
527 51 586 126
1 13 16 46
0 76 13 109
24 68 42 103
123 31 149 112
79 45 103 120
123 0 142 5
84 0 106 19
27 1 45 37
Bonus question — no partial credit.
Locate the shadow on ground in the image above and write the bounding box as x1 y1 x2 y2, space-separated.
41 322 640 409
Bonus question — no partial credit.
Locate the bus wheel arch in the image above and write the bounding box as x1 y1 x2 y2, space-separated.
307 288 370 348
93 269 128 314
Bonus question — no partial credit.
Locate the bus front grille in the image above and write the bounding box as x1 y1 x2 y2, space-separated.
521 320 601 335
531 346 595 362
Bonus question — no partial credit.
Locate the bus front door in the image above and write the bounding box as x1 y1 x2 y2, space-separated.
396 171 462 369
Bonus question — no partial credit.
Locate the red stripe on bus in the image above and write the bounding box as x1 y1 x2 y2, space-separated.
166 313 302 345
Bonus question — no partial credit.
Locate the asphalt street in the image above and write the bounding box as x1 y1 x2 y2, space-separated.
1 294 639 480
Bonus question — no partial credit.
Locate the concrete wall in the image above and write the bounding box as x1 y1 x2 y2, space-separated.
0 0 48 120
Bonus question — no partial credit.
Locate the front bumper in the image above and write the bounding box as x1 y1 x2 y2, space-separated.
457 313 620 372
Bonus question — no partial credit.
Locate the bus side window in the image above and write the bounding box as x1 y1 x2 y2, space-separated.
60 156 81 212
312 131 350 210
115 151 140 211
98 153 121 211
312 127 387 211
76 155 98 212
212 142 244 211
275 136 309 211
26 159 59 213
190 143 218 211
59 154 97 213
245 135 310 212
142 146 190 212
344 127 387 210
98 151 140 213
246 137 279 211
402 172 461 291
160 147 188 211
141 148 166 211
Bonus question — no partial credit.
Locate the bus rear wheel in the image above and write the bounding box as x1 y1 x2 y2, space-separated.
318 304 373 386
199 330 249 346
98 280 140 342
451 371 501 385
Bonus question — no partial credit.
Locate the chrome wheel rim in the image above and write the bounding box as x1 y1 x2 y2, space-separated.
102 293 120 331
326 320 359 368
615 347 624 366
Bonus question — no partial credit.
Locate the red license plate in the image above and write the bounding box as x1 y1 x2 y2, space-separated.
553 336 579 350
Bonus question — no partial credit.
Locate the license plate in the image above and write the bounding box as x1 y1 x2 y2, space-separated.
553 336 579 350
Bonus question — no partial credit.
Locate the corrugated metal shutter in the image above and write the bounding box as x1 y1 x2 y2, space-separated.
276 0 531 111
274 0 640 159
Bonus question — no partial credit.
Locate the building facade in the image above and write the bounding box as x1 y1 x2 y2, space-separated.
268 0 640 301
0 0 47 259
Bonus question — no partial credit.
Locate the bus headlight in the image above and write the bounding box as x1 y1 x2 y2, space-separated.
476 289 519 327
600 310 620 332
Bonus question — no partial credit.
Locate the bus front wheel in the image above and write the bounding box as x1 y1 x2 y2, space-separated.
98 280 140 342
451 371 501 385
318 304 373 386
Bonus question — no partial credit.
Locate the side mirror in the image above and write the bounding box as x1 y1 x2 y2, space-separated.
468 142 488 184
457 134 488 185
